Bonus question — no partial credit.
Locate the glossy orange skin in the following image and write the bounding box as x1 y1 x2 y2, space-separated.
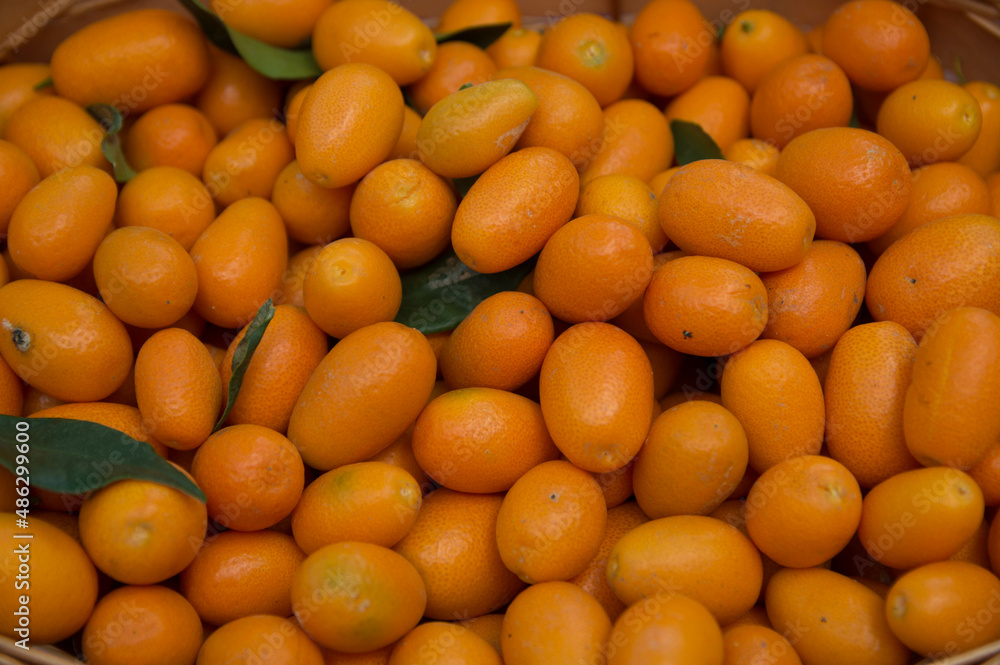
722 624 802 665
0 279 132 402
452 147 578 273
859 466 985 570
115 166 215 252
759 240 866 358
93 226 198 329
349 158 457 270
0 140 38 238
79 467 207 585
190 197 288 329
389 105 421 161
0 355 22 417
644 255 768 357
775 128 911 243
877 79 983 166
750 54 853 149
439 291 553 391
288 321 437 470
180 529 305 625
496 460 608 583
202 117 294 207
607 515 762 625
487 27 542 68
959 81 1000 176
723 138 780 176
721 9 809 94
0 513 97 644
825 322 920 488
7 165 116 282
275 245 322 308
822 0 929 92
413 388 559 493
195 615 323 665
866 214 1000 340
536 13 634 107
540 322 653 473
191 424 305 531
629 0 712 97
408 41 496 114
501 581 611 665
904 307 1000 469
887 560 1000 657
194 44 283 137
0 63 53 135
659 159 814 272
219 304 327 433
31 402 166 458
606 595 724 665
535 214 654 323
393 489 525 619
292 462 422 553
389 623 501 665
869 162 992 256
568 502 649 622
721 339 825 472
580 99 674 186
272 160 353 246
314 0 435 86
416 78 538 180
745 455 862 568
134 328 222 451
81 585 203 665
766 567 909 665
577 174 668 252
495 65 604 170
298 64 404 189
634 401 748 518
3 95 110 177
437 0 521 32
292 542 426 653
123 104 219 176
302 238 402 339
665 76 750 152
51 9 209 113
212 0 330 48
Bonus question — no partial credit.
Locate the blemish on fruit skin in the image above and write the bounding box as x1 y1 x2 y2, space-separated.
2 320 30 353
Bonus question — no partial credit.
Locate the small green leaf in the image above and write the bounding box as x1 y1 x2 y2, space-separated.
33 76 53 91
215 299 276 431
954 56 967 85
453 174 480 197
0 415 205 502
176 0 237 53
435 22 512 49
458 82 474 91
86 104 137 183
670 119 724 165
228 30 322 80
395 250 535 334
179 0 321 79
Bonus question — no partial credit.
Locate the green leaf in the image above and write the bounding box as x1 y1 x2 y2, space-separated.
215 299 276 431
176 0 237 54
86 104 137 183
395 250 535 334
33 76 53 91
670 119 724 165
0 415 205 502
954 56 968 85
179 0 321 79
453 174 480 197
228 30 322 80
435 22 512 49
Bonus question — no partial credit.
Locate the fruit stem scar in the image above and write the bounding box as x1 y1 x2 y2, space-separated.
1 320 29 353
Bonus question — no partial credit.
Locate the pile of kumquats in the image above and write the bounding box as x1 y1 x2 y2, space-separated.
1 0 1000 662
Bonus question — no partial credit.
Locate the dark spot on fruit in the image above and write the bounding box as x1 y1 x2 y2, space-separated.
682 330 693 339
907 277 916 284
